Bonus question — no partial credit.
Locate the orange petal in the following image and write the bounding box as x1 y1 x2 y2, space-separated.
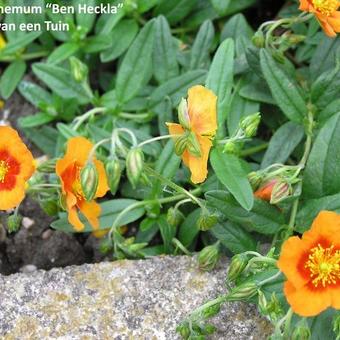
284 281 331 317
78 200 101 230
328 12 340 32
299 0 311 11
0 177 25 210
187 135 212 184
187 85 217 136
315 13 337 37
166 122 185 136
94 159 109 198
330 285 340 309
65 192 84 231
277 236 311 289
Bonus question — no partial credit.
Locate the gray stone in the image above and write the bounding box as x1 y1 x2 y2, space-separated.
0 256 272 339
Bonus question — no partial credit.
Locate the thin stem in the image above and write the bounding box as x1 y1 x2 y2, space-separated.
137 134 176 148
174 198 192 211
115 128 138 147
240 143 269 157
0 50 50 62
258 270 282 286
172 238 192 256
72 107 107 131
88 138 111 161
119 112 150 120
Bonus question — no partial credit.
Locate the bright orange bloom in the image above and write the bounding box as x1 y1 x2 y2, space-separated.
0 126 35 210
254 179 278 201
56 137 109 232
167 85 217 184
299 0 340 37
277 211 340 316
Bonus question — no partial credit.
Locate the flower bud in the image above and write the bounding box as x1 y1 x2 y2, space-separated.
198 242 220 271
197 211 218 231
176 323 190 339
187 131 201 158
227 253 248 282
105 158 121 196
167 207 184 228
178 98 191 130
223 140 239 154
227 281 258 301
266 292 283 317
292 319 311 340
257 290 268 315
287 34 305 45
174 134 188 156
252 31 265 48
80 162 99 201
70 56 88 83
248 171 262 190
270 181 291 204
126 147 144 189
240 112 261 138
254 178 278 201
36 158 56 173
7 214 22 233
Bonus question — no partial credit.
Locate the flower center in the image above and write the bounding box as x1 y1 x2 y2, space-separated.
305 244 340 287
0 160 9 183
312 0 339 16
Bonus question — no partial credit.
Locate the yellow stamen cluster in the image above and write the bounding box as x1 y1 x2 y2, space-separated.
305 244 340 287
0 160 9 183
312 0 339 16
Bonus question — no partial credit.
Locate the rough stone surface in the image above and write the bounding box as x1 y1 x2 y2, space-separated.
0 256 272 339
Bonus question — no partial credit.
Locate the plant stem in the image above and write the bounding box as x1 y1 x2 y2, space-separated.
172 238 192 256
240 143 269 157
72 107 107 131
137 134 176 148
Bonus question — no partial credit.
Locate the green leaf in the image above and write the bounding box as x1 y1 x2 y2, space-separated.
82 35 112 54
0 60 26 99
115 19 156 104
18 81 53 107
260 49 307 123
158 215 175 254
178 209 201 248
95 0 125 35
32 62 92 104
210 0 231 16
210 149 254 211
189 20 214 70
206 38 234 136
261 122 304 168
19 112 55 128
51 199 145 233
206 190 284 235
153 16 179 83
47 42 80 64
57 123 80 139
296 192 340 233
319 98 340 123
221 13 253 43
154 0 196 25
149 70 207 108
303 112 340 199
74 0 96 33
210 221 256 254
100 19 138 62
0 31 42 56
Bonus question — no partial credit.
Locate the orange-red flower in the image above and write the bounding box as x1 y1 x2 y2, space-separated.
299 0 340 37
277 211 340 316
56 137 109 231
167 85 217 184
0 126 35 210
254 179 278 201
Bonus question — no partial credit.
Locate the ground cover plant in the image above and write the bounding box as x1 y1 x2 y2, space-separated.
0 0 340 338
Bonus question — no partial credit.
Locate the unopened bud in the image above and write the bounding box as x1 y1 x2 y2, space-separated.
288 34 305 45
198 242 220 271
292 319 311 340
266 292 283 316
257 290 268 315
252 31 265 48
197 211 218 231
175 134 188 156
270 181 291 204
254 178 278 201
176 323 190 339
167 207 184 228
80 162 99 201
70 56 88 83
228 281 258 301
178 98 191 130
223 140 239 154
227 253 248 282
248 171 262 190
37 158 56 173
7 214 22 233
105 158 121 196
240 112 261 138
126 147 144 189
187 131 201 158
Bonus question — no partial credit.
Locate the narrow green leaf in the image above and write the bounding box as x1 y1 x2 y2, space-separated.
261 122 304 168
19 112 55 128
303 112 340 199
0 60 26 99
260 49 307 123
18 81 53 107
158 215 175 254
206 38 234 135
210 149 254 210
178 209 201 248
0 31 42 56
189 20 214 70
47 42 80 64
74 0 96 32
154 0 196 25
82 35 112 54
210 0 231 16
153 16 179 83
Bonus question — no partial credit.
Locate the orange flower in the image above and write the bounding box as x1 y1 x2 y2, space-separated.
299 0 340 37
0 126 35 210
277 211 340 316
56 137 109 231
167 85 217 184
254 179 278 201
